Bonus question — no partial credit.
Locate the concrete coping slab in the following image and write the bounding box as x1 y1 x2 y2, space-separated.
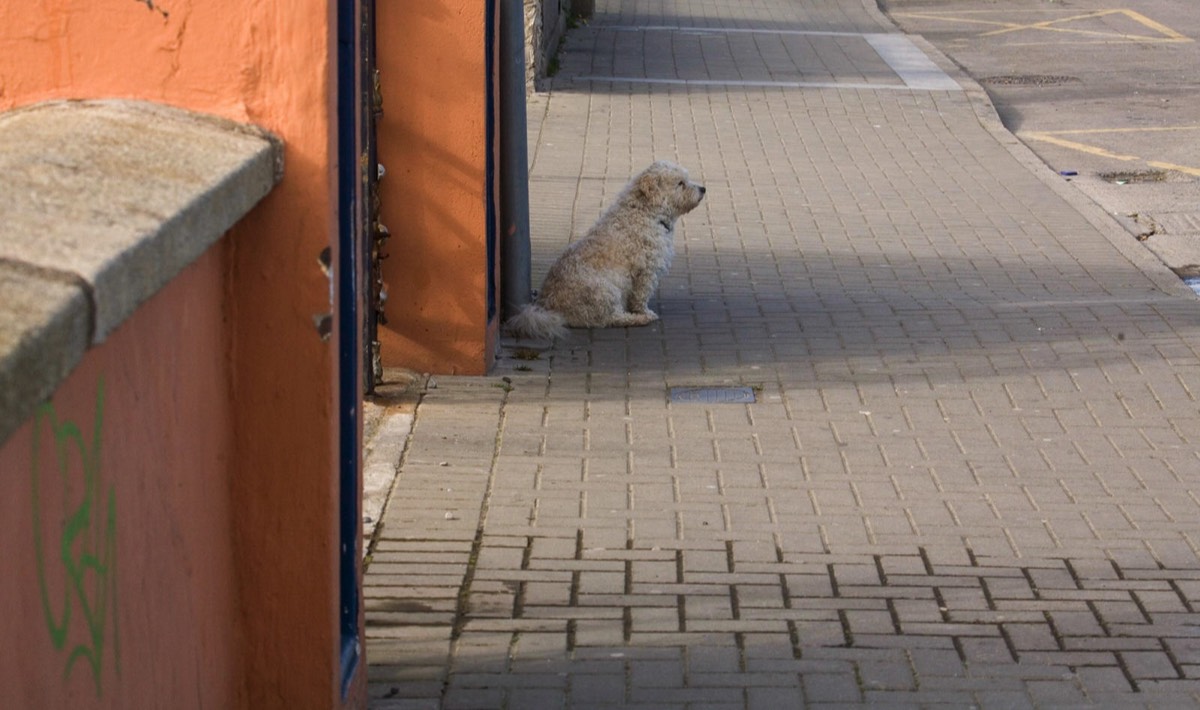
0 99 284 446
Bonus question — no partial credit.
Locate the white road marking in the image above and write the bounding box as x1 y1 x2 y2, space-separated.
576 27 960 92
864 34 961 91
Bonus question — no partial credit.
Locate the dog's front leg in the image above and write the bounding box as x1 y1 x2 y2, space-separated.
626 269 659 319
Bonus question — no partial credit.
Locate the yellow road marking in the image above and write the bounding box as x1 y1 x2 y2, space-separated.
892 8 1191 44
1120 9 1190 41
1030 126 1200 136
1020 132 1141 161
979 11 1115 39
1148 161 1200 178
1019 127 1200 177
980 9 1188 42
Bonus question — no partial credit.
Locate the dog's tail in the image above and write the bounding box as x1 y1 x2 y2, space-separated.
504 303 568 341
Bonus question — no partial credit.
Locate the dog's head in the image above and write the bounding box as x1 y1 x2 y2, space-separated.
632 160 706 219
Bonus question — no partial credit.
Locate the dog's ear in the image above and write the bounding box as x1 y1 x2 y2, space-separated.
633 169 662 203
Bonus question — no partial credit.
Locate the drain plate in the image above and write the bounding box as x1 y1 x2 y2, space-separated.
670 386 756 404
1100 169 1168 184
980 74 1080 86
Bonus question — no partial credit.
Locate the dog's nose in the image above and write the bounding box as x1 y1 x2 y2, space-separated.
698 186 706 195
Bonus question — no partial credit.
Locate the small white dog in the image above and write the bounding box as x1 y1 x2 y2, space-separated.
506 160 706 340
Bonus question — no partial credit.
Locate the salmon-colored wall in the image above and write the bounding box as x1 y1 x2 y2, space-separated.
0 245 239 709
0 2 360 707
377 0 500 375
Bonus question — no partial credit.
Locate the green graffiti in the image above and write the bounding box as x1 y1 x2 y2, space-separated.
30 378 120 696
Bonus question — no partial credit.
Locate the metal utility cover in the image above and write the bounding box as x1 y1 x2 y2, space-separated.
670 386 756 404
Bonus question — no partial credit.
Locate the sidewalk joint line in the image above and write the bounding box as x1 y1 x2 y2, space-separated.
593 25 875 38
574 76 953 92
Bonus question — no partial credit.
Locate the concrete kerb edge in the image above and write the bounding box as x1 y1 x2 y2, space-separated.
362 370 428 556
362 405 415 550
869 2 1193 299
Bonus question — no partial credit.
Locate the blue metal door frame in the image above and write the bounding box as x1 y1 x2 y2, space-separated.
335 0 497 696
335 0 368 695
486 0 498 322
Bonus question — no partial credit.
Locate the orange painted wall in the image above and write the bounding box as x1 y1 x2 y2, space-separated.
0 1 360 707
376 0 500 375
0 245 239 709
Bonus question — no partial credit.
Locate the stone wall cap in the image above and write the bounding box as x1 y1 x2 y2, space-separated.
0 99 284 445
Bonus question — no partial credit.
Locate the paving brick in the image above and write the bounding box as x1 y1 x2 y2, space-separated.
1063 636 1163 653
1003 623 1059 652
1024 679 1090 706
629 687 744 705
908 648 966 680
1047 609 1107 638
367 665 445 685
1164 638 1200 665
1075 665 1136 695
1121 650 1181 681
630 606 680 633
629 659 685 688
803 672 863 703
363 0 1200 705
519 581 568 608
441 687 505 710
844 609 897 637
969 690 1035 709
577 570 626 596
368 693 442 710
858 659 916 691
747 685 805 709
568 673 626 706
506 688 567 710
735 584 786 610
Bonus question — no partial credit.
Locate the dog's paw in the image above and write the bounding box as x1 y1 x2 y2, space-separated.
611 311 658 328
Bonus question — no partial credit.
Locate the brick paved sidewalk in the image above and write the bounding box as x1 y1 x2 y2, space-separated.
367 0 1200 707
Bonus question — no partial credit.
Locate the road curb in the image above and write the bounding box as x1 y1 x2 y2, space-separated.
874 1 1195 299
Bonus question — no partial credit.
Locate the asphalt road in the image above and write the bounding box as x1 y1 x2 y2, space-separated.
880 0 1200 278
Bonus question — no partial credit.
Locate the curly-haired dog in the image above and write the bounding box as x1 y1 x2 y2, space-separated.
506 160 706 341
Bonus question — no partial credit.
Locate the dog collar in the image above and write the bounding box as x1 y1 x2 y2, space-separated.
658 217 673 231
